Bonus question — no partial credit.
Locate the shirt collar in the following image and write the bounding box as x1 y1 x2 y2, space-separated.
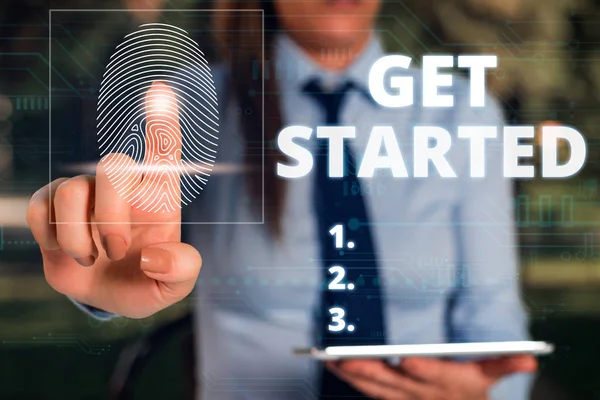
274 33 385 95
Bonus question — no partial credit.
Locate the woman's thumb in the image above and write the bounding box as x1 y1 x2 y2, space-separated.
140 241 202 305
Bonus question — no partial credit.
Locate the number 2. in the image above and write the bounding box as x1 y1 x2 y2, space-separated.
328 266 346 290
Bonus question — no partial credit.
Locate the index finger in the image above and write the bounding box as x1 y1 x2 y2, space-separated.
399 358 458 386
139 81 182 213
144 81 181 164
333 359 434 396
478 355 538 381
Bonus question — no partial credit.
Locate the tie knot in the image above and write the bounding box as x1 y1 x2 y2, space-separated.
302 79 354 124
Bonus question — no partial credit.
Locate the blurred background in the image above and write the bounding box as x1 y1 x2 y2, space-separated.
1 0 600 398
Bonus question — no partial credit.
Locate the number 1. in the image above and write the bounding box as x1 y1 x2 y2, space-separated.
329 224 343 249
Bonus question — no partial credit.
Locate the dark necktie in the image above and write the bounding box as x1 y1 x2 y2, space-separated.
303 79 386 399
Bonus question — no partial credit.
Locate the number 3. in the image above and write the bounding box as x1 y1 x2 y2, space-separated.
329 307 346 332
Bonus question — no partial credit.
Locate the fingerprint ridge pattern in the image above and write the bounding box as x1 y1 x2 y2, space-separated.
97 23 218 213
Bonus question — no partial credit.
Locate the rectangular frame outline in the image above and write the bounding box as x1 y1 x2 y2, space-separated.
49 9 265 225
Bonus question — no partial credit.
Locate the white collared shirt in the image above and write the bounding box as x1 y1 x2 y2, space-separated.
184 34 533 400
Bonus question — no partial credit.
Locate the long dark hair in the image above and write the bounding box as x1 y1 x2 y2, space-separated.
213 1 286 237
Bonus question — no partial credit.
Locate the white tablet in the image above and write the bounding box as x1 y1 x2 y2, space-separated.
293 341 554 360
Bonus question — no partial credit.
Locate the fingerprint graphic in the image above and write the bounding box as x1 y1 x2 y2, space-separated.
97 23 218 213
